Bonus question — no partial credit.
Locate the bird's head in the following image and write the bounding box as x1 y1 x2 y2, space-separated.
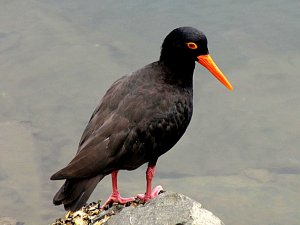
160 27 233 90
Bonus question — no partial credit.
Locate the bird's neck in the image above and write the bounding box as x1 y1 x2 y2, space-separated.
160 48 195 73
159 53 195 87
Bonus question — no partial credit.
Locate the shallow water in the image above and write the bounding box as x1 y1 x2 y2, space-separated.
0 0 300 224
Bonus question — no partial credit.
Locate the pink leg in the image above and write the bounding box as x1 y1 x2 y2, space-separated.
102 171 135 208
137 165 163 202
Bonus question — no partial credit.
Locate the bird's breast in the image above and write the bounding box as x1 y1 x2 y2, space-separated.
121 89 193 168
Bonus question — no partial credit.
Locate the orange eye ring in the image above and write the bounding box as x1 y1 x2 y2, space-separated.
186 42 198 49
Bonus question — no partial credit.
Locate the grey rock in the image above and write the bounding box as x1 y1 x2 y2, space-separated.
0 217 24 225
105 191 224 225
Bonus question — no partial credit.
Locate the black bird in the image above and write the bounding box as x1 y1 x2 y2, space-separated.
51 27 233 211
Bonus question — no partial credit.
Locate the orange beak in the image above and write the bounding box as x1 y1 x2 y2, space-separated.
197 54 233 91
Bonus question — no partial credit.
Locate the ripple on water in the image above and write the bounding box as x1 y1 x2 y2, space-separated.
0 31 21 53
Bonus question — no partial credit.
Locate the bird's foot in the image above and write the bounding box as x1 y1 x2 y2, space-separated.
102 193 135 209
136 185 164 202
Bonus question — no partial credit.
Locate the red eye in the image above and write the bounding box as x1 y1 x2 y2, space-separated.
186 42 198 50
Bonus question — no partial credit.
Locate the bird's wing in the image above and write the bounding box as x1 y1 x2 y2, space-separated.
51 113 131 180
77 75 128 150
52 94 160 180
51 75 132 180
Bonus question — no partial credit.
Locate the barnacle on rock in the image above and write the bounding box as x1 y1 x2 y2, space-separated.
51 198 141 225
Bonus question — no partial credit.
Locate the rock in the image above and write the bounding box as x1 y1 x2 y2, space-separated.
51 191 224 225
106 191 224 225
0 217 24 225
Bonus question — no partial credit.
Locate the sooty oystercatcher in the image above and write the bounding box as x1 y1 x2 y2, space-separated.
51 27 233 211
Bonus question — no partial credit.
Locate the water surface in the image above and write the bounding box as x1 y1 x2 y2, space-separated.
0 1 299 224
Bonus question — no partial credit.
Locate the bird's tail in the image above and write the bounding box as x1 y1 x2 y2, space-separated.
52 175 104 211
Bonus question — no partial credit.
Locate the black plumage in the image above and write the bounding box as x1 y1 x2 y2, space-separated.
51 27 232 211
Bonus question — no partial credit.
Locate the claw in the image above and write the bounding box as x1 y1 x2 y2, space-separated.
137 185 163 202
102 170 135 209
102 194 135 208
